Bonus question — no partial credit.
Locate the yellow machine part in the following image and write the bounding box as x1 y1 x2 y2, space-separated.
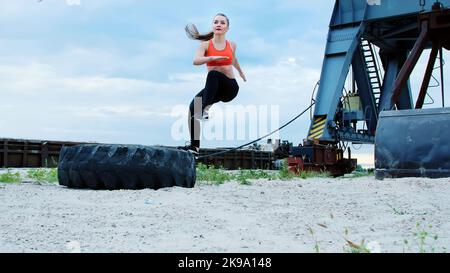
308 116 327 140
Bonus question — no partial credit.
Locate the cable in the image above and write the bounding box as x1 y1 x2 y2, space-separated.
424 92 436 105
424 54 445 105
310 81 320 121
352 142 363 150
439 46 445 107
197 101 315 159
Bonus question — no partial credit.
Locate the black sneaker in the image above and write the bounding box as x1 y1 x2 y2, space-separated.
177 144 200 156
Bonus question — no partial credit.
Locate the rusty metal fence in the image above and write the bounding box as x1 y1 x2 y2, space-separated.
0 138 275 170
0 138 85 168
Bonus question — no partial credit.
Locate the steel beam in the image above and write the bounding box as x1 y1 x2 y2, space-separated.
310 24 365 141
415 41 440 109
391 21 429 106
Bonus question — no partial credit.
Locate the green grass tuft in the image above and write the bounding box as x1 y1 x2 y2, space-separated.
0 170 22 183
299 171 331 179
235 169 278 185
277 159 331 180
196 159 331 185
277 159 295 180
26 168 58 184
344 241 371 253
196 164 279 185
196 163 233 185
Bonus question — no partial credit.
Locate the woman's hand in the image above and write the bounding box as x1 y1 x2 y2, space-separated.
239 71 247 82
209 56 230 61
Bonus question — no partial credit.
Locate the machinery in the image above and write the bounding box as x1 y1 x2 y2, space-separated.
288 0 450 178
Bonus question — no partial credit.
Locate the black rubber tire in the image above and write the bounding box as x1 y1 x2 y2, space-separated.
58 144 196 190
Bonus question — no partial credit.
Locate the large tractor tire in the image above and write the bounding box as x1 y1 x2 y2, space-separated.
58 144 196 190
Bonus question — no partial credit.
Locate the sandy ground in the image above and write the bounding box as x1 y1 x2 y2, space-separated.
1 172 450 253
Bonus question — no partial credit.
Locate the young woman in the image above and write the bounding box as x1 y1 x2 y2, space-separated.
180 13 246 155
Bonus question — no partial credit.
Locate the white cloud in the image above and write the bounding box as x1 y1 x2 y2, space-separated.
64 105 174 119
168 73 206 82
0 105 14 110
0 62 199 97
1 54 322 146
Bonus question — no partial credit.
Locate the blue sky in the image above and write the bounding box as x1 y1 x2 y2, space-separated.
2 0 450 167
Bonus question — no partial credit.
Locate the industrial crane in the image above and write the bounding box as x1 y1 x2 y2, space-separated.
287 0 450 178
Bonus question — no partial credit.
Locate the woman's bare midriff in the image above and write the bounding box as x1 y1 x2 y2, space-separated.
207 65 235 79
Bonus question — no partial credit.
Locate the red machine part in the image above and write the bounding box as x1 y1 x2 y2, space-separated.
287 143 357 176
287 157 304 174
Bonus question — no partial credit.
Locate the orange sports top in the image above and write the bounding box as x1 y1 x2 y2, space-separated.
205 40 234 66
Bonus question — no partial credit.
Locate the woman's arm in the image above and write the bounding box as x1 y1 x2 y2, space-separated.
231 42 247 82
193 41 229 65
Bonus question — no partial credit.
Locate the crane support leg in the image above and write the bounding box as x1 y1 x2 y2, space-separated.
309 24 365 141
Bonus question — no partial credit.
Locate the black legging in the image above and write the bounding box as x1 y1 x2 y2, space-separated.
189 70 239 148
